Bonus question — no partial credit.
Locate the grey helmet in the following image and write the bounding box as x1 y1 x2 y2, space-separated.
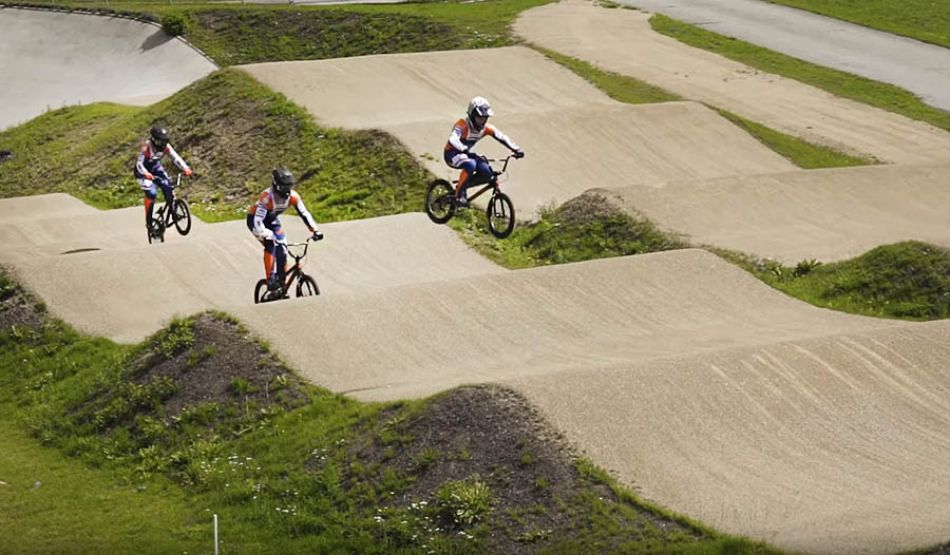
271 167 296 198
467 96 494 131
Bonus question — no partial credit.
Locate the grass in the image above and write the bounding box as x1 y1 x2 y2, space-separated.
532 46 873 169
0 416 208 553
714 109 876 168
650 14 950 133
449 191 689 269
3 0 551 66
715 241 950 320
0 275 778 553
534 46 683 105
764 0 950 49
0 68 430 224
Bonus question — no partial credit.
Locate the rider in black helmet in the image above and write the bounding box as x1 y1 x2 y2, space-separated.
246 168 323 292
135 125 192 239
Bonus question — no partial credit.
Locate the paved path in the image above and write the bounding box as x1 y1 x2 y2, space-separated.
0 8 215 130
615 0 950 111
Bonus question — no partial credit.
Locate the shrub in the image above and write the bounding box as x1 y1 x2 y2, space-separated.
161 13 187 37
436 475 493 526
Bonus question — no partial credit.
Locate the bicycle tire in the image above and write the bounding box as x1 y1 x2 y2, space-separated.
254 279 269 304
296 275 320 298
425 179 456 224
147 216 165 244
486 192 515 239
172 199 192 236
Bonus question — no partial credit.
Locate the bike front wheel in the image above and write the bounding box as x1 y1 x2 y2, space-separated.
170 199 192 236
425 179 456 224
254 279 269 304
486 192 515 239
296 275 320 297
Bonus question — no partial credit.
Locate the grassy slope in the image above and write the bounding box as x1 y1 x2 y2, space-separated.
0 69 429 223
5 0 549 66
0 272 777 554
0 418 207 553
650 14 950 133
764 0 950 49
716 241 950 320
533 47 874 169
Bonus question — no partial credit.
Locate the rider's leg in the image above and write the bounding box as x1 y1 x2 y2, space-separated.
154 172 174 206
454 158 478 200
273 225 288 287
140 179 158 230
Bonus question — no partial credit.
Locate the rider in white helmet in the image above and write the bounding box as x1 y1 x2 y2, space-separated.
443 96 524 206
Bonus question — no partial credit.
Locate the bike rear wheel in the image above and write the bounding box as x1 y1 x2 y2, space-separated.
296 275 320 297
486 192 515 239
171 199 192 236
425 179 456 224
147 214 165 244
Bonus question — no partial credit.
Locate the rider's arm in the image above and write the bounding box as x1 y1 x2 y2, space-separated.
486 124 520 152
135 143 151 177
165 144 191 172
447 119 470 152
251 192 274 240
290 192 319 232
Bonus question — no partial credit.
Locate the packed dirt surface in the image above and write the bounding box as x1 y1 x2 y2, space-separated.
515 0 950 164
0 8 215 131
608 161 950 263
241 47 794 215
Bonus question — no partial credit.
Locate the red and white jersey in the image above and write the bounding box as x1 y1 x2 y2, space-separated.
135 140 189 177
444 117 519 154
247 188 318 236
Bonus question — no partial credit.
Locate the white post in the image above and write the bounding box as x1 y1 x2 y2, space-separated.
213 514 219 555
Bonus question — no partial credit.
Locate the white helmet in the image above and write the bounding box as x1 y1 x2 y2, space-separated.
467 96 494 130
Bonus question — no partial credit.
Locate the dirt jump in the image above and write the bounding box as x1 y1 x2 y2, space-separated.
0 7 215 130
241 47 795 216
5 7 950 555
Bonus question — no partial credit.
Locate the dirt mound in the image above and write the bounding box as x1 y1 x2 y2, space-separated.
0 269 46 332
352 385 702 553
127 314 307 418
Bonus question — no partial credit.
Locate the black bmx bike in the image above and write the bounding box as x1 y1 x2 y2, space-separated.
425 154 518 239
147 173 192 244
253 236 321 304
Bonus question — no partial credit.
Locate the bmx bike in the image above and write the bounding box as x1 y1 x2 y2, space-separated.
253 235 321 304
425 154 518 239
147 173 192 244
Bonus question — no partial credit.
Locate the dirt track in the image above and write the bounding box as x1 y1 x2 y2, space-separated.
241 47 794 215
7 8 950 554
515 0 950 164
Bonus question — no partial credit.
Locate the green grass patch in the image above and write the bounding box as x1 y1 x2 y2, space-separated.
0 68 429 224
0 415 208 553
650 14 950 133
534 46 683 104
7 0 551 66
450 191 689 269
715 241 950 320
715 108 876 168
764 0 950 49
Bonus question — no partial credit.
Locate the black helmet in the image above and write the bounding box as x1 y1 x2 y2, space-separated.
272 167 295 197
150 125 169 150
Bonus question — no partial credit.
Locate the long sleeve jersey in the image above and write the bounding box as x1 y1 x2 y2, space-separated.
247 188 318 237
135 140 190 178
444 118 519 155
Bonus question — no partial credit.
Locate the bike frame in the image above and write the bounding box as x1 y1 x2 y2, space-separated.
275 240 311 290
461 155 514 203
